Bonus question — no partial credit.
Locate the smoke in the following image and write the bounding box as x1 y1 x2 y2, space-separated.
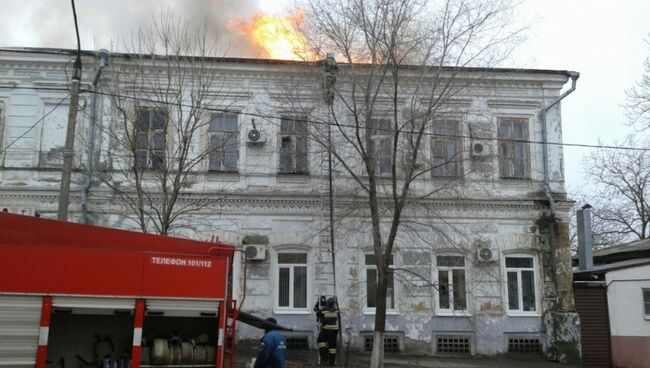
0 0 262 57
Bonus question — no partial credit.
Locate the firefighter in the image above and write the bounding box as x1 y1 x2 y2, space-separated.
314 297 339 366
254 318 287 368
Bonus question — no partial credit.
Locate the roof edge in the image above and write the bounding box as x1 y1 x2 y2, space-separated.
0 46 575 78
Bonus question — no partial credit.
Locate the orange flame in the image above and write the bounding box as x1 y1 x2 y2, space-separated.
229 10 315 61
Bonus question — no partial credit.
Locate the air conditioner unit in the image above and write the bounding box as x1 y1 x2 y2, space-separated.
476 244 497 263
471 140 492 158
246 129 266 145
244 245 267 261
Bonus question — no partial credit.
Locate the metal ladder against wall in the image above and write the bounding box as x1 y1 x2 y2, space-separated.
317 142 335 294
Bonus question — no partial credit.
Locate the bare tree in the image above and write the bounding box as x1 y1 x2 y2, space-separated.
626 37 650 129
95 10 236 235
580 136 650 245
298 0 523 366
569 193 634 251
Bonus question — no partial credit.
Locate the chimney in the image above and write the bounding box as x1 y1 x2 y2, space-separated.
577 204 594 270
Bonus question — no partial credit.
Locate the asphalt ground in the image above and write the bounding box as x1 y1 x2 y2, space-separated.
234 342 580 368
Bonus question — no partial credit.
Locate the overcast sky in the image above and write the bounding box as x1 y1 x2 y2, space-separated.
0 0 648 191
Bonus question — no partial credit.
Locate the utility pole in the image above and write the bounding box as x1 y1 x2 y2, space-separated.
57 0 82 221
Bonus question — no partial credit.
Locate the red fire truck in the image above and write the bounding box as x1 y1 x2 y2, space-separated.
0 213 242 368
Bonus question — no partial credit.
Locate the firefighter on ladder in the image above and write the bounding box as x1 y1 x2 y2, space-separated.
315 297 339 366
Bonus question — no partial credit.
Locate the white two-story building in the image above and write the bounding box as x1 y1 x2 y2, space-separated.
0 48 580 361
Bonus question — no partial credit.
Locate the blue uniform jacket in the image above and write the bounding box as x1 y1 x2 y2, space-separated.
254 330 287 368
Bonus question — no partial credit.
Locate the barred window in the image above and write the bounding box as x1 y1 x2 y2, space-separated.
135 107 167 170
432 120 461 177
498 118 529 179
208 113 239 172
277 252 308 309
279 116 309 174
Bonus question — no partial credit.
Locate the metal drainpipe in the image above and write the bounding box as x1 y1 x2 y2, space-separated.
542 71 579 220
80 49 109 224
541 70 578 360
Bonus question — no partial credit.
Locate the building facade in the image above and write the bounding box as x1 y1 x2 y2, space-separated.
0 48 579 360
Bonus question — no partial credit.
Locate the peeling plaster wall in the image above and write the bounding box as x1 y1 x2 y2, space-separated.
0 50 576 356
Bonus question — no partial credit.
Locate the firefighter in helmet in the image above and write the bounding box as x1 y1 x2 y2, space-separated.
315 297 339 366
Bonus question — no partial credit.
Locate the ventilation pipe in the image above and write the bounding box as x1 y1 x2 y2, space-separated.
80 48 109 224
577 204 594 270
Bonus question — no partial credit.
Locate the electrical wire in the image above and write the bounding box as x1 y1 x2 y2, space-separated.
0 85 648 153
70 0 81 55
0 95 69 156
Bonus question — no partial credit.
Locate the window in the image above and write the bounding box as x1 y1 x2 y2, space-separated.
432 120 461 177
643 288 650 317
365 254 395 309
208 112 239 172
508 337 541 354
39 102 70 166
285 336 310 350
505 256 537 313
437 255 466 312
135 107 167 169
0 101 5 163
498 118 529 179
370 119 393 176
277 252 308 309
363 334 400 353
279 116 309 174
436 335 471 354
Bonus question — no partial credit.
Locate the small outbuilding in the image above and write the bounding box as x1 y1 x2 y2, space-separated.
574 255 650 368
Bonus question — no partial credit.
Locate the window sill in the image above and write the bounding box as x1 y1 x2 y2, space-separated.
363 308 398 316
206 171 240 182
278 172 310 176
506 311 541 317
277 173 310 184
273 309 312 315
431 174 463 179
435 310 472 317
499 176 531 181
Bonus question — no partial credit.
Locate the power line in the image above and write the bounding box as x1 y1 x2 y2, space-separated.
1 85 649 153
0 96 69 156
84 88 650 152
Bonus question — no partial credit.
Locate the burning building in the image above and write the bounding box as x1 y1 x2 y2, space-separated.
0 38 580 363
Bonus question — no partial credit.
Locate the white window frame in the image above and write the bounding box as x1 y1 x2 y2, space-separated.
134 106 167 170
370 118 393 176
278 115 309 175
498 117 530 179
434 254 468 315
37 98 72 168
207 112 239 173
274 248 310 314
503 254 540 316
363 252 397 315
0 99 6 166
431 119 462 177
641 288 650 320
